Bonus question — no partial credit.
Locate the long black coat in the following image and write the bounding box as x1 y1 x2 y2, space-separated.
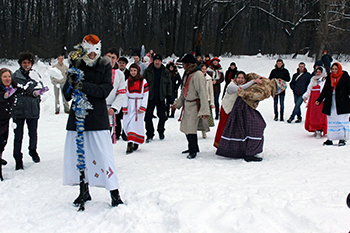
268 67 291 96
0 84 17 134
316 71 350 115
63 57 113 131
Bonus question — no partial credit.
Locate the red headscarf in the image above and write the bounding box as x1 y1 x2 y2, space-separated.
330 62 343 90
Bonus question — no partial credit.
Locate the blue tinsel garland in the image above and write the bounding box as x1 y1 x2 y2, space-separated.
67 67 93 171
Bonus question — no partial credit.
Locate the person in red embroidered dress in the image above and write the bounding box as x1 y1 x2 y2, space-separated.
122 63 149 154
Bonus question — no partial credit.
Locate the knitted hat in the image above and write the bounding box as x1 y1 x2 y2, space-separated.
210 57 220 64
178 54 196 64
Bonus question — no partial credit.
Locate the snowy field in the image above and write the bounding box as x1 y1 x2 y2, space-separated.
0 54 349 233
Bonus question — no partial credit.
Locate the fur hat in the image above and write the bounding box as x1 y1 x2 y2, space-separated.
178 54 196 64
210 57 220 64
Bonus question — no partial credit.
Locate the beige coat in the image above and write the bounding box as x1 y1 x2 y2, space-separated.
204 73 215 106
174 68 210 134
237 73 276 109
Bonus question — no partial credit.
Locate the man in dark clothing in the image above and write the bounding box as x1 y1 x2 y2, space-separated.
143 54 172 142
321 50 333 75
287 62 311 123
268 59 291 121
118 57 130 80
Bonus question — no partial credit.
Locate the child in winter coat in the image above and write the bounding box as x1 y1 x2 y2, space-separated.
303 66 328 138
122 63 149 154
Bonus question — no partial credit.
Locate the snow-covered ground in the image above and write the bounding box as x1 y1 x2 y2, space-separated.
1 55 349 233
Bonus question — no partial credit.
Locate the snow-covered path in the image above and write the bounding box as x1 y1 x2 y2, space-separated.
1 55 349 232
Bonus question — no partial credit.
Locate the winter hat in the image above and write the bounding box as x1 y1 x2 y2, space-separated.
153 54 162 61
230 62 236 67
118 57 128 64
209 57 220 64
178 54 196 64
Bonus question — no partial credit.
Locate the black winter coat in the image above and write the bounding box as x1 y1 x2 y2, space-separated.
63 57 113 131
170 71 182 102
316 71 350 115
11 68 42 119
143 63 172 101
0 84 17 134
268 67 291 95
290 70 311 96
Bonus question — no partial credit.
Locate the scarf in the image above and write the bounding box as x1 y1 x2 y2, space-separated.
330 62 343 90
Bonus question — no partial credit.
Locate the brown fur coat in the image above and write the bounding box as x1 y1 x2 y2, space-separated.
237 73 276 109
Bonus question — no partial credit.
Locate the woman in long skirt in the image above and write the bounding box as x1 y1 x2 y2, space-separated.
303 66 328 138
316 62 350 146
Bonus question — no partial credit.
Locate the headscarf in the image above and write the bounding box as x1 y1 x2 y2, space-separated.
330 62 343 90
128 63 142 88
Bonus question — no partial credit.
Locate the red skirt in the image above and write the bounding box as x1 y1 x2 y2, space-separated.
213 107 230 148
304 86 327 135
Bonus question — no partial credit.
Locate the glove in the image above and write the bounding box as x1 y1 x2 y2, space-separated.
37 86 49 95
74 81 83 91
6 86 17 97
67 73 79 84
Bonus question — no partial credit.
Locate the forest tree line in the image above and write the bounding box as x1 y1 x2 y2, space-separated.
0 0 349 60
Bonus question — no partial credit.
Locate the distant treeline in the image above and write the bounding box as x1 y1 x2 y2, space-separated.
0 0 349 59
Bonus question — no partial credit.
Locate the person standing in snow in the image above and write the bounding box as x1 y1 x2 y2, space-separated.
207 57 224 120
171 54 210 159
165 62 182 118
222 62 238 99
214 71 258 148
303 66 328 138
198 63 215 139
216 74 274 162
0 68 17 179
143 54 172 142
133 54 147 75
118 57 130 81
316 62 350 146
321 50 333 75
268 59 291 121
122 63 149 154
12 52 43 170
105 48 126 143
287 62 311 123
62 34 123 207
51 55 69 114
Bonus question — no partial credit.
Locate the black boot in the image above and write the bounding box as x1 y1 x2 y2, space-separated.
187 152 197 159
295 117 302 123
110 189 124 207
244 155 263 162
15 160 24 170
274 114 278 121
73 183 92 206
133 143 139 151
126 142 133 154
338 140 346 146
280 113 284 121
29 149 40 163
1 158 7 166
323 139 333 146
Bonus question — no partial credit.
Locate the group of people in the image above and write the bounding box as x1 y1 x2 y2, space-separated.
1 34 349 209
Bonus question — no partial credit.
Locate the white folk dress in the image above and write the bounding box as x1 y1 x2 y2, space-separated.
122 78 149 144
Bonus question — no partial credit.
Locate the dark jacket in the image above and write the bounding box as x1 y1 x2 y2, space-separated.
207 65 224 93
143 63 172 101
321 54 333 68
11 68 42 119
268 67 291 95
122 68 130 81
63 57 113 131
316 71 350 115
223 67 238 97
0 83 17 134
290 69 311 96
